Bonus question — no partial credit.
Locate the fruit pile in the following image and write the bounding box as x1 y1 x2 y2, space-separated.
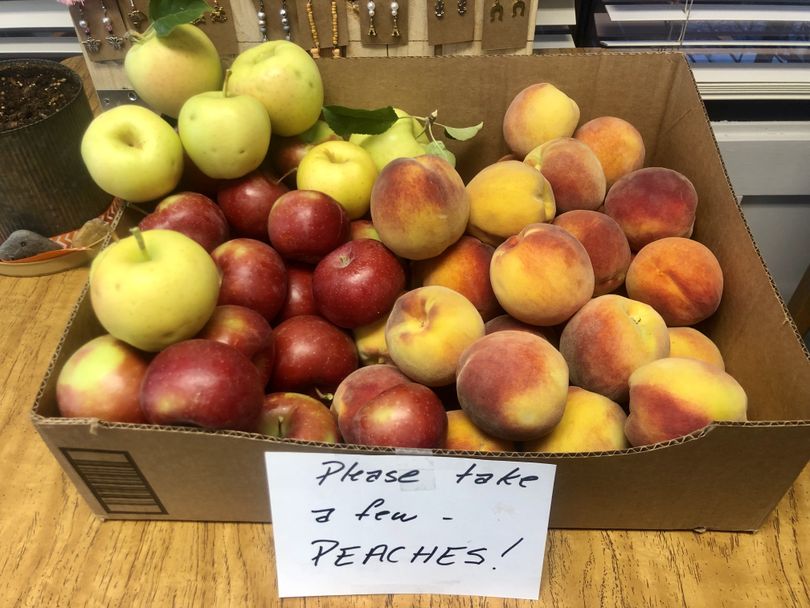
56 26 748 454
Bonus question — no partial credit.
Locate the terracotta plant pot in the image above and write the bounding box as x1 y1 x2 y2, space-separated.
0 59 111 242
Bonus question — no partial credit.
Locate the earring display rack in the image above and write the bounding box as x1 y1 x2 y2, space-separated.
71 0 539 98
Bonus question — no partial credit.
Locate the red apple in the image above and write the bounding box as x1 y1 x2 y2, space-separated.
312 238 405 328
276 263 318 322
56 334 149 423
350 381 448 448
140 339 264 431
270 314 358 394
178 150 222 198
195 304 275 385
331 364 410 443
217 170 289 241
255 392 341 443
267 190 350 264
138 191 229 252
211 238 288 322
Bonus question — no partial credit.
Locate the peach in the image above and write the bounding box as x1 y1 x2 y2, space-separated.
604 167 698 251
385 285 485 387
626 237 723 326
331 364 410 443
352 314 393 366
370 155 469 260
523 387 629 453
411 235 502 321
559 294 670 403
456 330 569 441
502 82 581 157
553 210 632 296
574 116 645 188
444 409 515 452
485 313 559 346
490 223 594 326
465 160 555 246
625 357 747 447
524 137 606 212
667 327 725 370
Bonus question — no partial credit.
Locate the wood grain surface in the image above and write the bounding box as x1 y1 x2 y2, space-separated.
0 57 807 608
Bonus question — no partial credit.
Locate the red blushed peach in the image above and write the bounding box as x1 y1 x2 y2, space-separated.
465 160 556 247
353 313 393 366
370 155 469 260
668 327 725 370
255 392 341 443
626 237 724 327
385 285 485 387
485 314 559 347
444 409 515 452
553 210 632 296
411 236 502 321
574 116 646 188
625 357 747 447
524 138 606 213
522 387 629 453
502 83 581 158
456 330 569 441
604 167 698 251
490 223 594 326
559 294 670 403
331 364 410 444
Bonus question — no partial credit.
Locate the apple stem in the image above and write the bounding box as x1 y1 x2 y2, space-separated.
222 69 232 98
276 167 297 184
129 227 150 261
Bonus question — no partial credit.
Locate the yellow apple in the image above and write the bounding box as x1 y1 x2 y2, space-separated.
89 229 221 352
296 140 378 219
228 40 323 137
124 24 223 119
349 108 429 171
80 104 184 202
178 72 272 179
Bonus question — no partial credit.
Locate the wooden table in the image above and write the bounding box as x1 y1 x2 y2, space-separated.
0 57 808 608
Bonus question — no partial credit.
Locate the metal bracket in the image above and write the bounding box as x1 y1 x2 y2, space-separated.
96 89 148 110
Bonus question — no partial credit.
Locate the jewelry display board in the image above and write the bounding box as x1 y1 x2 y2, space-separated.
426 0 476 46
358 1 410 45
480 0 532 51
294 0 350 58
68 0 130 62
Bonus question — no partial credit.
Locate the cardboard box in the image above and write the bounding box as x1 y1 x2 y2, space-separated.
32 52 810 531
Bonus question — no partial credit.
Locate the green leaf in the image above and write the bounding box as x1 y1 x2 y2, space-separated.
424 140 456 167
443 122 484 142
150 0 212 37
322 105 398 139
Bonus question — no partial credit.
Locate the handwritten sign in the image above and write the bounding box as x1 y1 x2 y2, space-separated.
265 452 556 599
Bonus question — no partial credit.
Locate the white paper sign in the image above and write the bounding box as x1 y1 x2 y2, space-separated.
265 451 556 599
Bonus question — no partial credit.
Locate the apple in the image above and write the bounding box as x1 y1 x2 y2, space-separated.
350 219 381 242
195 304 275 385
350 382 448 449
255 392 341 443
268 120 340 181
217 170 289 241
178 70 272 180
312 239 405 328
138 191 229 252
140 339 264 431
56 334 149 423
80 104 183 202
90 228 220 352
349 108 429 171
228 40 323 136
270 314 358 394
267 190 350 263
211 238 288 322
296 140 379 220
276 264 318 322
125 23 223 119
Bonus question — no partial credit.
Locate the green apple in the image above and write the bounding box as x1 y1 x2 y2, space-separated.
178 71 272 180
89 228 221 352
81 105 184 202
228 40 323 137
350 108 429 171
125 24 223 119
296 140 378 219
